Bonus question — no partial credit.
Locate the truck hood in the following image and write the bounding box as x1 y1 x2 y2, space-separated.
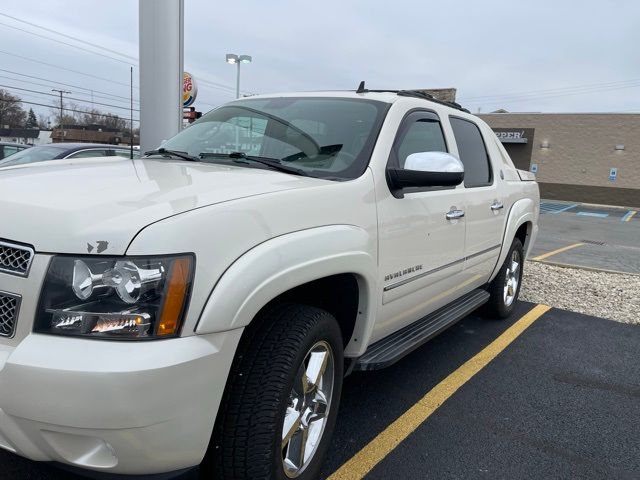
0 157 327 255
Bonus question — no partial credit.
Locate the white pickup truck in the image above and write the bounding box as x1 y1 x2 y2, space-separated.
0 88 538 479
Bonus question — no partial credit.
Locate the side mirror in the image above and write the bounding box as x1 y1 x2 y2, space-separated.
387 151 464 189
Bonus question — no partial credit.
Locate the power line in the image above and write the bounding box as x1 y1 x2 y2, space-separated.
1 90 140 125
0 12 137 61
2 89 135 122
0 97 139 122
461 79 640 103
0 13 249 95
0 84 140 112
0 73 138 106
462 78 640 101
0 21 136 66
198 78 241 94
0 68 138 103
0 50 137 89
463 82 640 107
2 49 242 97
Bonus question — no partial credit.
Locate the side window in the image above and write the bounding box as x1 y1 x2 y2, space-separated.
449 117 492 187
394 113 447 169
2 146 19 158
112 149 140 158
67 149 109 159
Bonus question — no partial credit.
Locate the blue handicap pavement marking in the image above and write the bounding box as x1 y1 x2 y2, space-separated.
576 211 609 218
540 202 578 214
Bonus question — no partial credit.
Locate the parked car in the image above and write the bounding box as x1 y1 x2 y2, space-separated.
0 141 30 160
0 142 139 168
0 88 539 479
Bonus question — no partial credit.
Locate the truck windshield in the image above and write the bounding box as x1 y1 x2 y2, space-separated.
159 97 389 180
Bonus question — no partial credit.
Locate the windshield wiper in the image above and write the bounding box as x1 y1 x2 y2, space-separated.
144 148 200 162
200 152 309 177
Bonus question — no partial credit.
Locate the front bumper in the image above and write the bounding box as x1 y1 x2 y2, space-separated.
0 329 242 475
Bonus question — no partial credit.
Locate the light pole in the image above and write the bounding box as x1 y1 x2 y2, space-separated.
226 54 252 99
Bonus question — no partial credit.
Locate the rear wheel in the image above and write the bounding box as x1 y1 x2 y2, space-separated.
484 238 524 318
203 303 344 479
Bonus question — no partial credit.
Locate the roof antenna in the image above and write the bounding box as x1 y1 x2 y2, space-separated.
356 80 366 94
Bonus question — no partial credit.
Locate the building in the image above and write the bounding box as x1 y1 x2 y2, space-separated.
479 112 640 208
51 124 139 146
417 88 458 103
0 128 51 146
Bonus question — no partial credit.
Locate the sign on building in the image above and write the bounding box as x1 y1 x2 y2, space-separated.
495 130 528 143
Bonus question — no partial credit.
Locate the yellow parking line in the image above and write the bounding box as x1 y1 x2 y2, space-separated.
531 242 584 261
624 210 637 222
328 304 551 480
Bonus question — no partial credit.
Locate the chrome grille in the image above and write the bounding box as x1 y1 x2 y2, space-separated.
0 240 34 277
0 291 20 338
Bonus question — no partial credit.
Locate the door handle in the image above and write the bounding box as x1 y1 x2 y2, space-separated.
446 209 465 220
491 201 504 211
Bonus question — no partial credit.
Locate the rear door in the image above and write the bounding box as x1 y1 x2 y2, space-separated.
449 116 503 285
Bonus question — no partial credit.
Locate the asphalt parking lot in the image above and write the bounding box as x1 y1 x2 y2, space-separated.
321 302 640 479
531 201 640 274
2 302 639 479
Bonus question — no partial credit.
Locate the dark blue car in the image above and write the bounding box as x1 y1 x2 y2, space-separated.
0 143 139 168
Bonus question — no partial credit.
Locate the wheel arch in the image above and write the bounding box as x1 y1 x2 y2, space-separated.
488 198 537 282
196 225 378 356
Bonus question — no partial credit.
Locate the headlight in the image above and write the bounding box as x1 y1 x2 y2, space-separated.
35 255 194 340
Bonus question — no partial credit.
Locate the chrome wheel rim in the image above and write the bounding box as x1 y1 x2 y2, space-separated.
281 341 334 478
503 249 521 307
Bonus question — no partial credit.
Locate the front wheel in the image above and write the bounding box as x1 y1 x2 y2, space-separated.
204 303 344 480
484 238 524 318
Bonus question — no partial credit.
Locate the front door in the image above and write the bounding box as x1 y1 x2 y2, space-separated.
375 111 468 342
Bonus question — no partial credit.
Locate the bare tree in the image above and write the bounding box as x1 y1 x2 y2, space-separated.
81 108 104 125
48 99 130 132
0 89 27 127
37 113 51 130
101 113 128 131
49 100 81 126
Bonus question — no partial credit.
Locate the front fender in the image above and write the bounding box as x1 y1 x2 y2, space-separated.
489 197 538 282
195 225 378 356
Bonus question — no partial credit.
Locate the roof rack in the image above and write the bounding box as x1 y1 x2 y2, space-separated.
355 81 470 113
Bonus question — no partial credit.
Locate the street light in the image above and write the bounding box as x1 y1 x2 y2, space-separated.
226 53 252 98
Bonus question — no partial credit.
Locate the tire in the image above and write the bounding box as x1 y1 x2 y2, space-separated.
203 303 344 480
483 238 524 319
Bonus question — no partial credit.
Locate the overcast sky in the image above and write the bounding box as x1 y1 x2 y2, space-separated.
1 0 639 125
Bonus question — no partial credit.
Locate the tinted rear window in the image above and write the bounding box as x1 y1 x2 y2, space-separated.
449 117 492 187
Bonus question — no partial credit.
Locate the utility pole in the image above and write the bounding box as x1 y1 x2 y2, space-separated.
130 67 134 159
51 89 71 126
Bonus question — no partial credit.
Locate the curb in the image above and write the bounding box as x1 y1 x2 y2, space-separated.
528 259 640 277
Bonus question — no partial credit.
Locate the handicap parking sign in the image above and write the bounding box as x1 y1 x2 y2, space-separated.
609 168 617 182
